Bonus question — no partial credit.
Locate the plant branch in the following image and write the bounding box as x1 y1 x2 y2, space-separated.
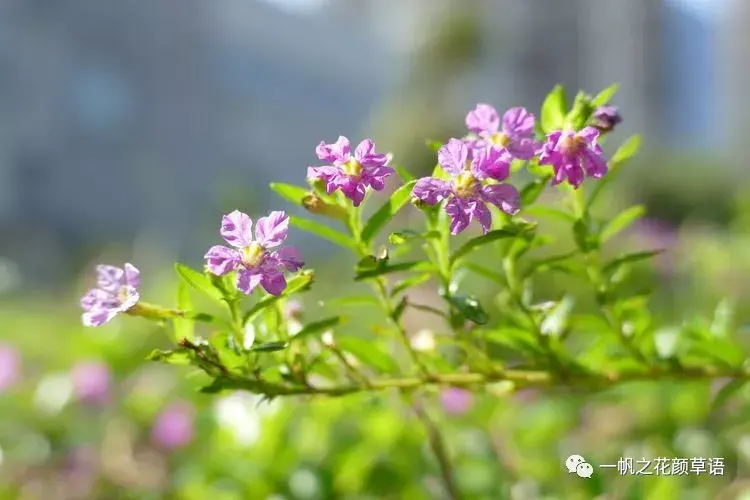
409 396 463 500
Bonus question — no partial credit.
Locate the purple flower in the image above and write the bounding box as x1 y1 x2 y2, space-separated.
80 263 140 327
412 138 520 235
71 361 111 405
538 127 608 189
151 401 195 450
204 210 304 296
440 388 474 415
0 343 20 392
465 104 540 160
593 105 622 132
307 136 394 207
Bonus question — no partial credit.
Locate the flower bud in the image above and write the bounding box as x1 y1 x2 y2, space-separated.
303 193 348 220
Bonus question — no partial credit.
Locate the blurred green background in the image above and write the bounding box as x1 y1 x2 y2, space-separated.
2 0 750 498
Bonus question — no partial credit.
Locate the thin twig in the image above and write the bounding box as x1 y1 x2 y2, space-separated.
409 395 463 500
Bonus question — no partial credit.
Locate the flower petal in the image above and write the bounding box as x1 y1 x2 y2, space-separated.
221 210 254 248
272 246 304 272
412 177 450 205
471 147 511 181
261 271 287 296
502 107 535 137
354 139 389 166
116 285 140 311
362 165 394 191
437 139 469 176
470 201 493 234
96 265 124 292
507 137 541 160
316 136 350 162
204 245 240 276
465 104 499 134
444 197 472 235
80 288 108 311
124 263 140 289
578 126 601 146
582 150 608 179
82 308 117 327
482 184 521 215
236 268 263 295
254 211 289 248
339 178 367 207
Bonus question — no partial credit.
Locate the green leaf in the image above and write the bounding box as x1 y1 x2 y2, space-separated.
523 205 575 223
450 229 521 266
540 84 567 133
290 216 359 252
565 90 595 131
174 263 225 305
519 179 548 206
539 295 575 337
251 341 289 352
610 134 641 168
464 263 505 285
361 180 417 244
184 312 224 324
390 273 432 297
173 282 195 340
525 251 578 276
393 164 415 182
242 271 315 324
291 316 345 341
389 230 440 245
146 349 192 365
426 140 443 152
391 296 408 322
603 250 662 275
591 83 620 107
269 182 309 207
354 261 432 281
600 205 646 242
573 219 599 252
483 327 543 357
710 379 746 414
446 294 488 325
336 337 399 374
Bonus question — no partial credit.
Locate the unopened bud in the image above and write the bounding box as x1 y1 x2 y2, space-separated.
303 193 348 220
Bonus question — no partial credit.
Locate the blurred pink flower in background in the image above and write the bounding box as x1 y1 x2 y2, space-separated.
631 217 680 273
440 388 474 415
151 401 195 450
0 343 20 392
71 361 111 405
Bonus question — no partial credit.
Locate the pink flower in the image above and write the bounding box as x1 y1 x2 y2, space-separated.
465 104 540 160
71 361 111 405
307 136 394 207
0 343 20 392
538 127 608 188
440 388 474 415
151 402 195 450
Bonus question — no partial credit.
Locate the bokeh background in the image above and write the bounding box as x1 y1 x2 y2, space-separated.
2 0 750 498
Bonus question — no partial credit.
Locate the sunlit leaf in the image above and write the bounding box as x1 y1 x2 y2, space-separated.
269 182 309 207
600 205 646 242
174 282 194 340
390 273 432 297
540 84 567 133
450 229 524 266
336 337 399 374
290 216 359 252
591 83 620 107
393 164 415 182
361 180 417 244
174 263 225 305
251 341 289 352
354 261 433 281
445 293 488 325
291 316 345 341
603 250 662 276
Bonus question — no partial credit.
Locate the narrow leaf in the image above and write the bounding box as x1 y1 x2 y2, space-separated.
336 337 399 374
600 205 646 242
520 179 548 206
426 140 443 152
291 316 345 341
389 230 440 245
393 164 415 182
174 263 225 304
611 134 642 167
290 216 359 252
540 84 567 133
523 205 576 223
321 295 380 308
251 341 289 352
361 180 417 244
450 229 520 266
446 294 488 325
269 182 309 207
146 349 192 365
603 250 663 275
354 261 432 281
391 273 432 297
174 282 194 340
591 83 620 107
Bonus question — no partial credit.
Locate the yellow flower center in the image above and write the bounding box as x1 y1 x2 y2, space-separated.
560 135 586 157
454 172 478 199
242 242 265 267
117 286 131 304
343 158 362 177
490 132 511 148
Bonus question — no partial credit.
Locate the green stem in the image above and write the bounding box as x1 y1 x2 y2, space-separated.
409 395 463 500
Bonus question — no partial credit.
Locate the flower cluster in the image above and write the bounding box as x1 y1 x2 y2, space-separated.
80 96 616 324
